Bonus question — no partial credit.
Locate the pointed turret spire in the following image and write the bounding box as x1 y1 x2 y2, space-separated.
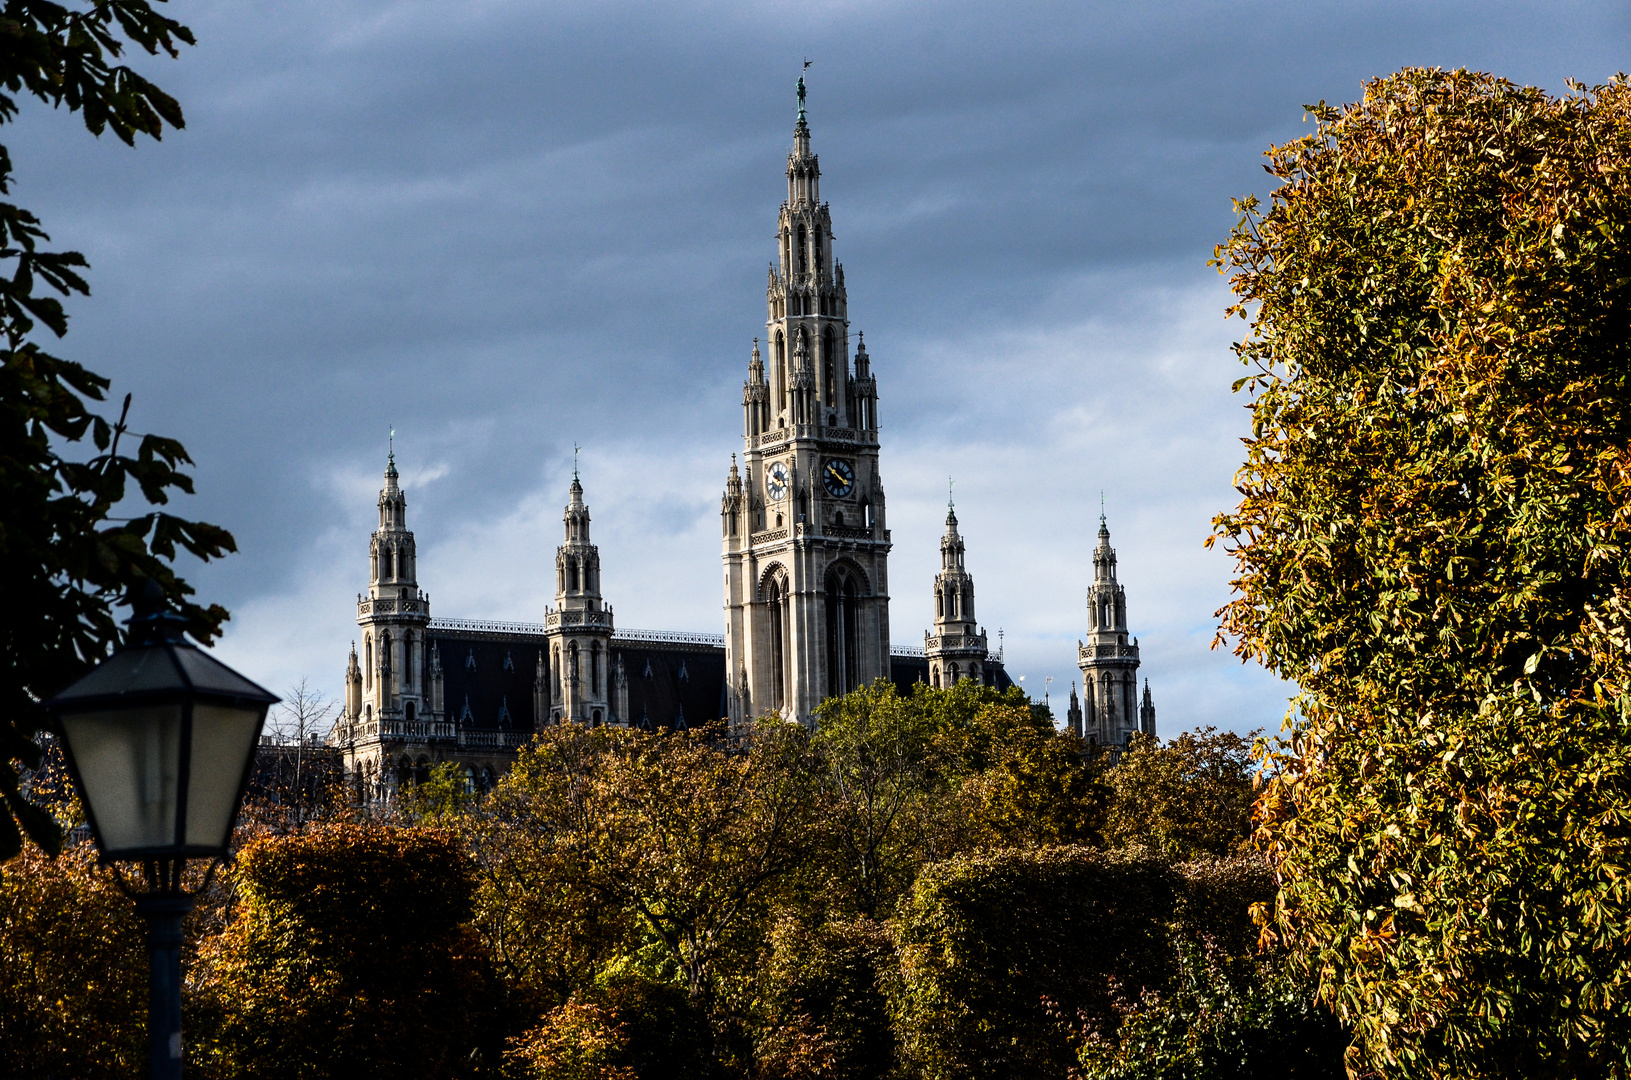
926 495 986 687
548 467 614 725
384 434 400 492
1078 500 1152 749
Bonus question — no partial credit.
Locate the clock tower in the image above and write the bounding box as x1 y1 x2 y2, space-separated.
722 79 890 728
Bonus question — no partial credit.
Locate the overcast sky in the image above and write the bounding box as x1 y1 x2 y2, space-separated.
10 0 1628 734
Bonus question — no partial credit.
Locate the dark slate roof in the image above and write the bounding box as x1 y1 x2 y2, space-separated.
429 633 544 732
425 623 1011 732
616 642 728 731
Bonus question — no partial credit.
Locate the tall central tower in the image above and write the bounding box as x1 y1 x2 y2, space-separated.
723 79 891 727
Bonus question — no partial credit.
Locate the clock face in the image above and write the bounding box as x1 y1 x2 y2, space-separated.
767 461 790 501
822 458 855 498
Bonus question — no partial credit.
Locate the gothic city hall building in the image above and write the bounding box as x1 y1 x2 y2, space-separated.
327 82 1156 794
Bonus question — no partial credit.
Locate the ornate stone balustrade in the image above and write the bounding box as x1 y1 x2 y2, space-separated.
751 528 789 545
822 524 874 541
925 632 988 653
428 618 723 648
614 628 726 647
544 608 614 632
430 617 549 635
333 719 532 751
357 597 429 618
1079 642 1140 661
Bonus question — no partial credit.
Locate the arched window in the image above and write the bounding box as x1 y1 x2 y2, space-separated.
963 586 974 623
768 576 787 710
796 224 807 276
825 567 861 697
775 331 786 407
591 642 602 696
823 326 836 405
365 636 372 688
405 701 416 723
936 589 943 618
568 559 579 592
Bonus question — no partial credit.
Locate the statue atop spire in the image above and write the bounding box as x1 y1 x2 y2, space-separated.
797 73 807 124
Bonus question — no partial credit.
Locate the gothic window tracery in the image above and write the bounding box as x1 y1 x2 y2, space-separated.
767 574 789 710
822 326 836 405
775 331 786 410
825 566 860 697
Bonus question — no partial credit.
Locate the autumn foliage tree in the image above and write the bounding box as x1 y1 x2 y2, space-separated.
192 823 500 1079
1214 69 1631 1078
0 842 146 1077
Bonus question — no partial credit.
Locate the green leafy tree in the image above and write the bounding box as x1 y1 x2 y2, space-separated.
402 759 480 822
192 822 500 1079
485 722 816 1007
891 846 1179 1080
1075 947 1350 1080
1102 728 1257 859
1213 68 1631 1077
756 914 896 1080
811 681 943 916
0 0 232 860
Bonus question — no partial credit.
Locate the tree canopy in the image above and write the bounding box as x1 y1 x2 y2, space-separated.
1214 68 1631 1078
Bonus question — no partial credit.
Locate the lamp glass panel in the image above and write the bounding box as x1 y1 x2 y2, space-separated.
59 704 183 854
184 703 266 850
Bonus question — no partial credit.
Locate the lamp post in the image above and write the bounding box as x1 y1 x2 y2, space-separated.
45 582 278 1080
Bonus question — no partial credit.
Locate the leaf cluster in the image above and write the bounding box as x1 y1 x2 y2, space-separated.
0 1 229 862
1213 67 1631 1077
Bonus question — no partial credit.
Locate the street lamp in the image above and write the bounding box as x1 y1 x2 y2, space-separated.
46 582 278 1080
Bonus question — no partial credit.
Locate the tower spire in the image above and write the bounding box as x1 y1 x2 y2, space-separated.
925 497 985 688
548 471 615 725
723 79 889 728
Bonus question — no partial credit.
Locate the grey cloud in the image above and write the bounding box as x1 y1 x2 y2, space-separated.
4 0 1626 727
